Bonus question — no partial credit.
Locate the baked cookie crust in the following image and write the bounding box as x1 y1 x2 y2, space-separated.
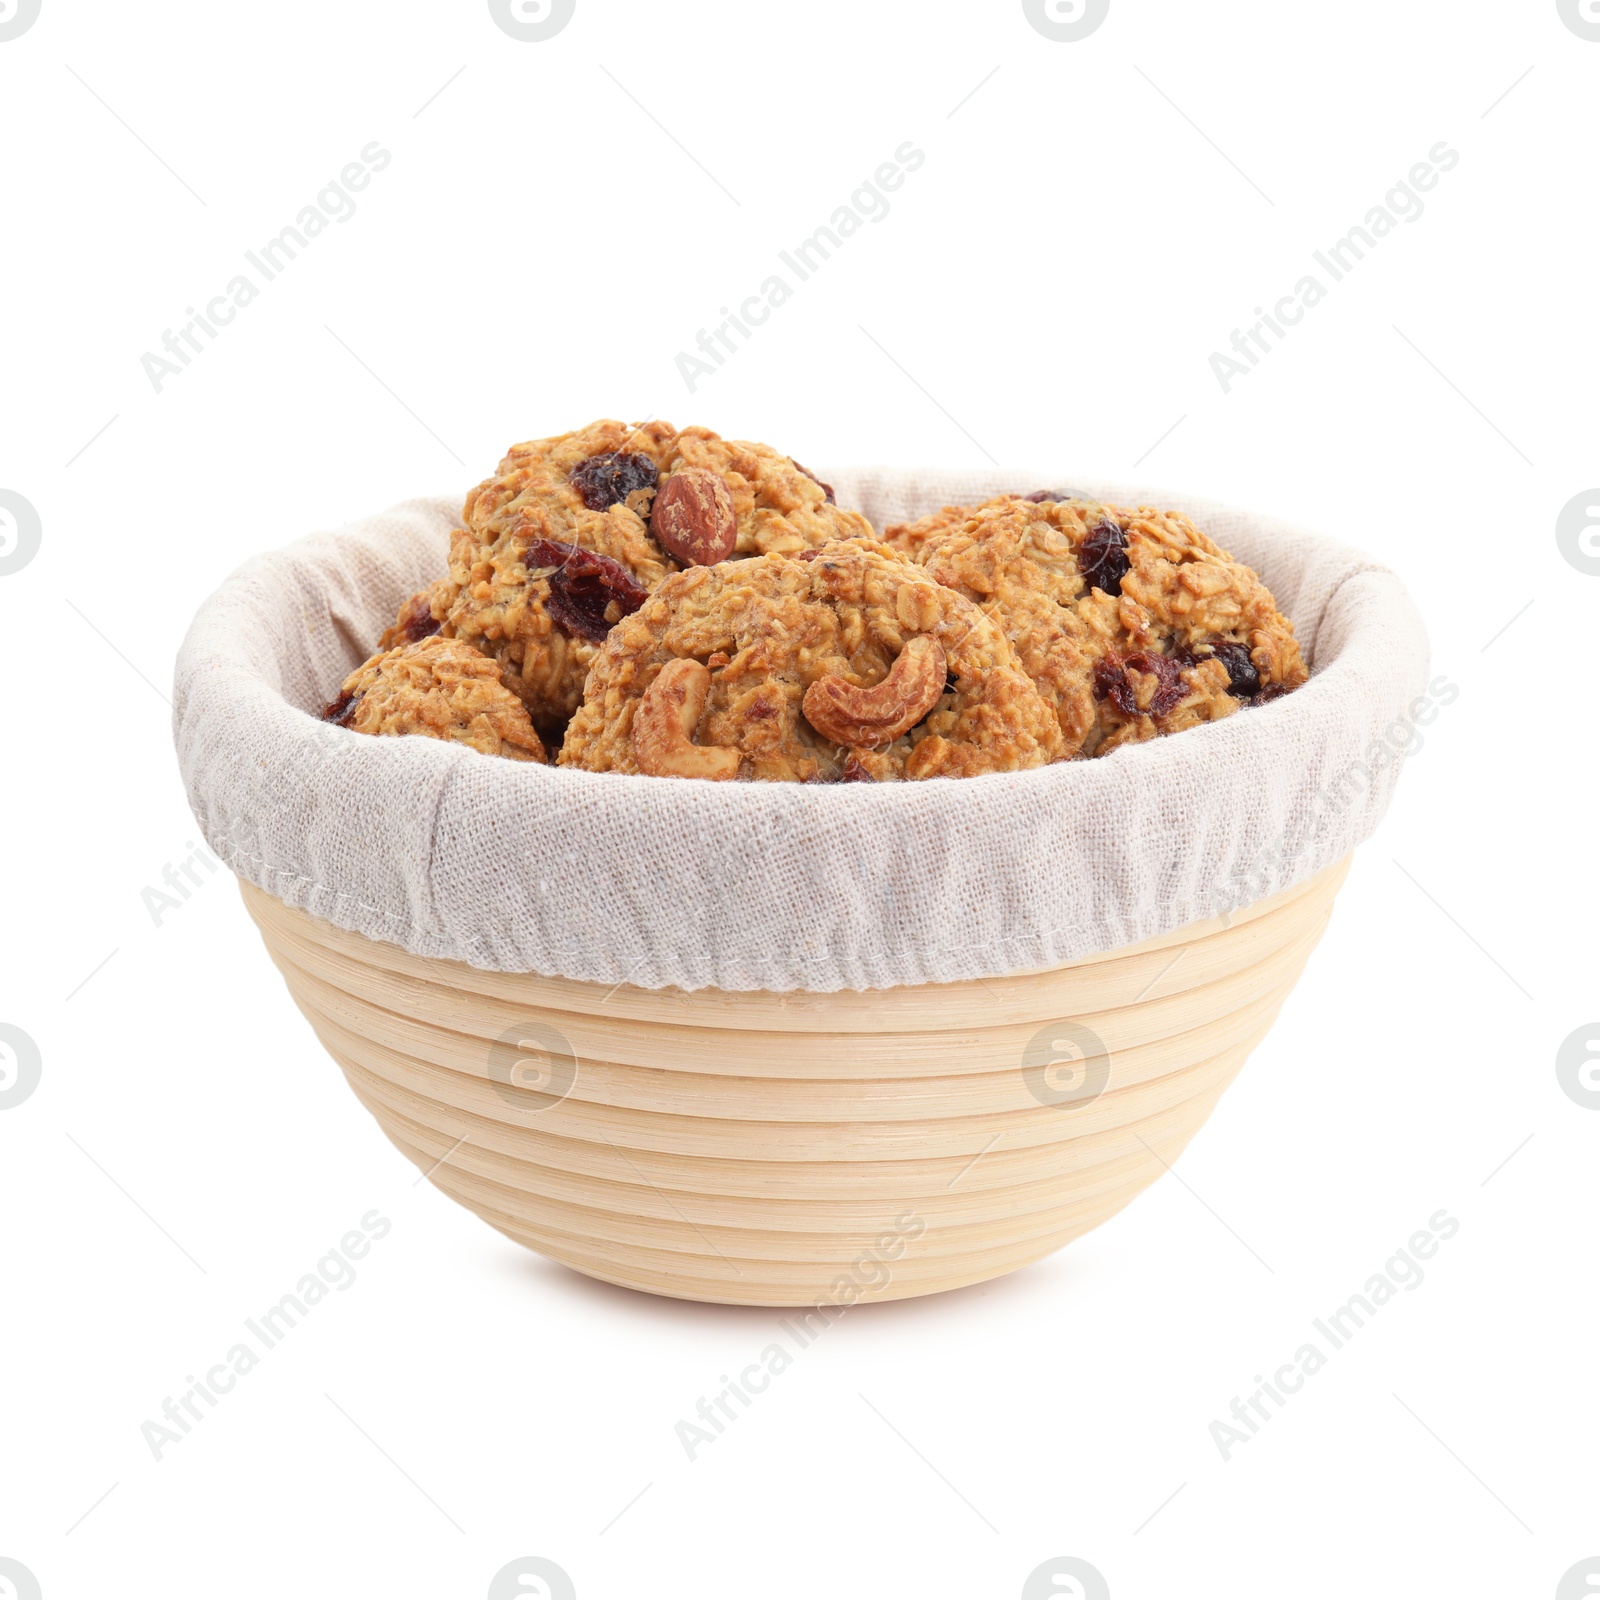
885 494 1307 756
445 420 872 731
322 635 547 763
559 540 1063 782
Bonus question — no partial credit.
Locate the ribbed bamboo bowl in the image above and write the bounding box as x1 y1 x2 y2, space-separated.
241 855 1349 1306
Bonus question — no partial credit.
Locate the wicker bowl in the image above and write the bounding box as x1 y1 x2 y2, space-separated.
240 854 1348 1306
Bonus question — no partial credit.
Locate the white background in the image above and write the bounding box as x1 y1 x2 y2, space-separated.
2 1 1596 1597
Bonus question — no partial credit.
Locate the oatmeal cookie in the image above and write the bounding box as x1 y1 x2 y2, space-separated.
1084 502 1306 753
446 419 872 731
887 494 1306 757
559 540 1063 782
321 636 546 762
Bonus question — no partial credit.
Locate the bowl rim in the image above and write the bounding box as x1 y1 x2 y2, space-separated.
175 468 1428 992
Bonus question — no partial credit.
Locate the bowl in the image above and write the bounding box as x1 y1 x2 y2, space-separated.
241 854 1348 1305
183 467 1425 1306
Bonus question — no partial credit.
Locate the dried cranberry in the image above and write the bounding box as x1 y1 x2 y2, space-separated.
320 689 361 726
1207 641 1261 698
1143 655 1193 717
392 594 442 645
791 460 836 504
1079 517 1130 597
1092 656 1129 712
524 538 649 643
1092 651 1188 720
1022 489 1081 503
569 451 659 512
1244 680 1292 708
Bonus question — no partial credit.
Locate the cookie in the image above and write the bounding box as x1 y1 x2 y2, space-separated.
446 419 873 731
321 636 547 762
559 540 1064 782
886 494 1306 756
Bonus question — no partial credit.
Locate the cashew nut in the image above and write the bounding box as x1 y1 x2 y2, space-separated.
801 634 948 748
632 658 741 780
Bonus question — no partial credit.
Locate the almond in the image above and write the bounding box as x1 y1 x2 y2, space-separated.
650 468 737 566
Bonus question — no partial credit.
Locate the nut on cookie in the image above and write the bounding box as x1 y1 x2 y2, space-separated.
444 420 873 732
558 540 1064 782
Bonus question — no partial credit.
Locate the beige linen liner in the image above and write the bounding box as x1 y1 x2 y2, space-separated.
173 469 1429 992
